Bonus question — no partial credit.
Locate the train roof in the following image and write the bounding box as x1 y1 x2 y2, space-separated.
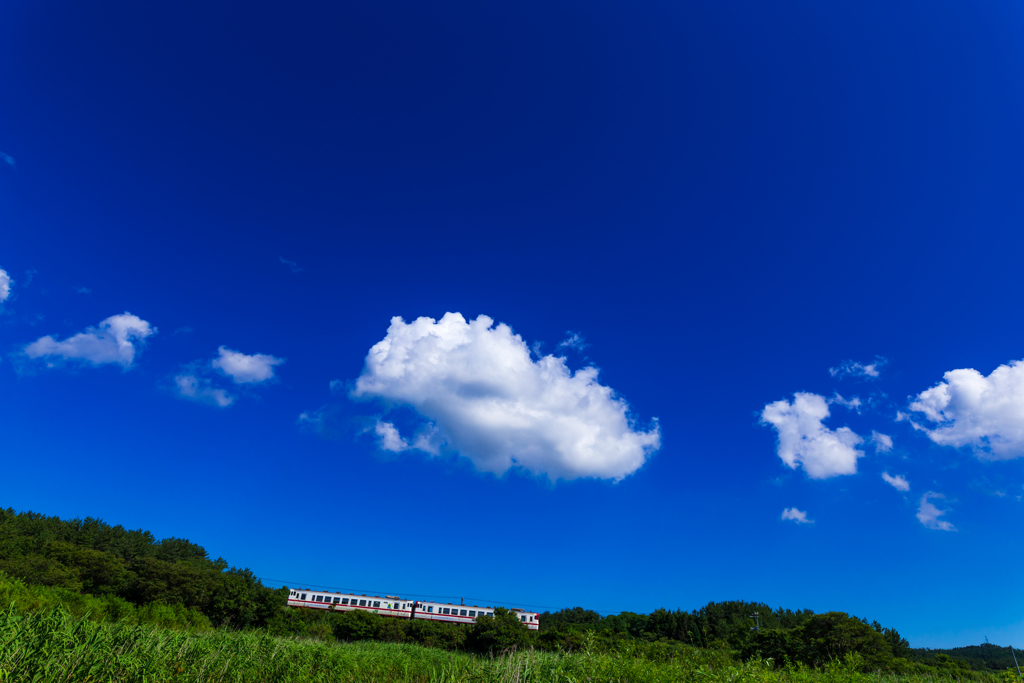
290 588 538 614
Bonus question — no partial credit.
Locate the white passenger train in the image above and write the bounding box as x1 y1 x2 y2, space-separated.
286 588 540 631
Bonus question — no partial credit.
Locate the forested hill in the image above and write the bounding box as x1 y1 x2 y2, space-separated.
909 644 1024 672
0 507 283 628
0 505 1016 675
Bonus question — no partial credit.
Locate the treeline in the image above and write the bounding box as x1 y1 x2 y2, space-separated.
0 506 1012 676
0 507 283 629
536 602 921 673
909 644 1024 672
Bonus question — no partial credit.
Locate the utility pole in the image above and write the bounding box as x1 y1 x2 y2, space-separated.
750 612 761 633
1011 647 1021 678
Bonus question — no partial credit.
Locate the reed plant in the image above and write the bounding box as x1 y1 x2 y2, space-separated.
0 604 1009 683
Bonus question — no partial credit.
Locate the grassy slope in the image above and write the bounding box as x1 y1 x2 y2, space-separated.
0 605 1014 683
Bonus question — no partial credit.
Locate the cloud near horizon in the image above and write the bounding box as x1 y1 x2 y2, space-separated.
351 313 661 481
24 312 155 367
761 392 864 479
908 360 1024 460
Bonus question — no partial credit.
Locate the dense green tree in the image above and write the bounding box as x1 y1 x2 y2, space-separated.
465 607 531 654
538 606 601 632
742 628 803 666
797 612 893 670
0 554 81 591
49 541 128 595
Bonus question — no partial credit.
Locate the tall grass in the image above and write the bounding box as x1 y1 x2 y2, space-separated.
0 571 210 631
0 604 1010 683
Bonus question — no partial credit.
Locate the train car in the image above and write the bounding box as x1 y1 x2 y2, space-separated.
286 589 414 618
413 602 539 631
412 600 494 626
286 588 540 630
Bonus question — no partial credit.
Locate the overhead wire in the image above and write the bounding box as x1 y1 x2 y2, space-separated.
257 576 620 615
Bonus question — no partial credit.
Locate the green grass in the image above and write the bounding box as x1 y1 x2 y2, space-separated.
0 604 1013 683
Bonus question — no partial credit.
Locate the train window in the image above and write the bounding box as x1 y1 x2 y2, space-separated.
301 593 307 600
457 610 464 616
373 601 380 608
442 608 450 615
427 606 433 612
333 597 340 604
520 616 526 622
341 598 348 605
359 600 367 606
469 610 476 617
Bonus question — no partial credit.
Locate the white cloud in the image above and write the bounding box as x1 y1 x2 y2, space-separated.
174 374 235 407
881 472 910 491
372 420 439 455
908 360 1024 460
917 492 955 531
375 421 409 452
212 346 284 384
830 393 862 412
761 392 864 479
0 268 11 302
24 312 155 367
279 256 303 273
871 431 893 452
558 332 589 352
351 313 660 481
781 507 813 524
829 358 885 379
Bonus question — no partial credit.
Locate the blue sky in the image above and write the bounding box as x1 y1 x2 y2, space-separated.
2 0 1024 649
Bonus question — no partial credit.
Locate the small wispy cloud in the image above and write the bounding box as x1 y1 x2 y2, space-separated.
781 507 813 524
557 332 589 352
829 357 886 379
279 256 303 273
870 431 893 452
373 420 440 454
0 268 11 303
212 346 284 384
23 312 156 368
0 152 14 169
73 286 92 295
829 393 862 412
174 373 235 408
917 492 955 531
173 326 194 336
881 472 910 492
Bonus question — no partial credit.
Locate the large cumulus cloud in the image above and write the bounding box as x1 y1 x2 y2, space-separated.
908 360 1024 459
351 313 660 481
